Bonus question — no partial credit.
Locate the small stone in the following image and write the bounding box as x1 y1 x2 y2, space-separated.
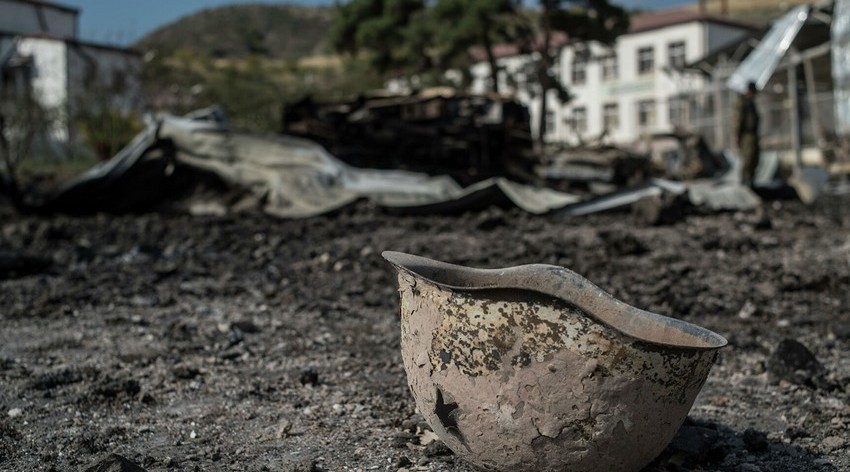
232 319 261 333
831 324 850 340
7 408 22 418
172 365 200 380
391 432 416 448
737 301 757 320
766 339 831 389
822 436 846 451
400 419 418 432
423 441 453 457
299 368 319 387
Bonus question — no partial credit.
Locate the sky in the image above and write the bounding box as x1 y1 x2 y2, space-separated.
64 0 693 46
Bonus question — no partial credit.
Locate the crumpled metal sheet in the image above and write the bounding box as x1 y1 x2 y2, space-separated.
727 5 810 93
687 182 761 211
833 0 850 135
156 116 464 218
44 113 580 218
554 179 687 217
381 177 580 215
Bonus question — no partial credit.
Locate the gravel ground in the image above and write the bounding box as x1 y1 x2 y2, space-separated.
0 194 849 471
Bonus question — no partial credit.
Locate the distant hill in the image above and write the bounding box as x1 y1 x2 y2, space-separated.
135 3 333 60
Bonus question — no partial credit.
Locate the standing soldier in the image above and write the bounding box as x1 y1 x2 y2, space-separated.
735 81 761 186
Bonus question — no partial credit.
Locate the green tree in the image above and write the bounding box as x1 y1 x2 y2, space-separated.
523 0 629 143
331 0 433 77
0 89 55 210
432 0 522 94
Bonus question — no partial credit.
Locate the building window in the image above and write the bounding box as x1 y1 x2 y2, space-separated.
603 103 619 131
637 46 654 75
668 41 686 69
668 97 688 126
637 99 655 128
572 107 587 134
601 54 617 81
571 55 587 85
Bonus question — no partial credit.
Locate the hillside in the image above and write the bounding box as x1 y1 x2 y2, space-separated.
135 3 333 60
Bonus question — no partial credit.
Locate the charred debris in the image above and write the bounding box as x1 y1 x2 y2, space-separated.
281 88 537 186
1 88 830 221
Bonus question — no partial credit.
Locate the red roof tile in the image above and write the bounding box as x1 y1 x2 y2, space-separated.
629 7 756 34
471 7 757 61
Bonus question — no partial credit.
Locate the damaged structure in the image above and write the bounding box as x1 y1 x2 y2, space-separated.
469 7 756 145
27 107 761 221
0 0 142 153
281 88 537 185
672 1 844 200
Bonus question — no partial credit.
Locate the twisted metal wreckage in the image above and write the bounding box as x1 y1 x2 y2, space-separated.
32 104 772 220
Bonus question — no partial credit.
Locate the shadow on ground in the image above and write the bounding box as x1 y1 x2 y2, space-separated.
646 418 837 471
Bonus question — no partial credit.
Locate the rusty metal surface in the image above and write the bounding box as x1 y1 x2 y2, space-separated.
384 251 726 472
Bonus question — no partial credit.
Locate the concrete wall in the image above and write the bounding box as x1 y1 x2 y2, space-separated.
0 0 77 38
562 22 707 145
15 37 68 143
16 37 67 109
11 37 142 146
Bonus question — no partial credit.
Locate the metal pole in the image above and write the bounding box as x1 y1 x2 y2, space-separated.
788 63 803 167
803 56 822 145
713 81 725 149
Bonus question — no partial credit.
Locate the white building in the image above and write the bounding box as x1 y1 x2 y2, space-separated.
0 0 142 148
471 8 755 146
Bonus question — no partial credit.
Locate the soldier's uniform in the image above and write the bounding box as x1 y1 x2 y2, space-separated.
735 92 760 186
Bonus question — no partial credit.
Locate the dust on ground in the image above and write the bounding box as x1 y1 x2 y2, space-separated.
0 195 848 471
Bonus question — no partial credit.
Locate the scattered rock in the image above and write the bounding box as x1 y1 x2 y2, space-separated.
830 324 850 340
299 368 319 387
83 453 148 472
232 319 261 333
6 408 21 418
822 436 846 451
766 339 832 390
423 440 453 457
738 301 757 320
391 432 416 448
172 365 200 380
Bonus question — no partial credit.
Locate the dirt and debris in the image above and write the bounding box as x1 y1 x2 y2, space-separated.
1 187 849 470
